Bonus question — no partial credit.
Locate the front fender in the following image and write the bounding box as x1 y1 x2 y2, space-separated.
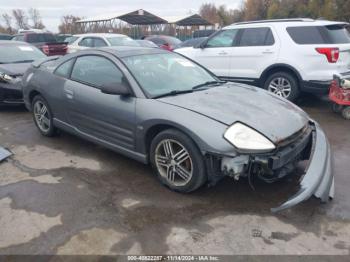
135 99 236 158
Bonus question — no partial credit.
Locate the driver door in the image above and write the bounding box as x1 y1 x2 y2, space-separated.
193 29 239 78
67 54 137 150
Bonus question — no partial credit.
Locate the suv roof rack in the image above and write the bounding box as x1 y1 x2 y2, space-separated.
233 18 314 25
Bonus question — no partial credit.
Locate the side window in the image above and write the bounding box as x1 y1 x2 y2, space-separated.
93 38 108 47
54 59 75 78
239 28 274 46
206 29 238 48
71 56 124 88
78 38 94 47
287 26 325 44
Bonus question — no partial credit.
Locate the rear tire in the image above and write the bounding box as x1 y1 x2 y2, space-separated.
264 72 300 102
332 103 344 113
341 106 350 120
32 95 57 137
150 129 207 193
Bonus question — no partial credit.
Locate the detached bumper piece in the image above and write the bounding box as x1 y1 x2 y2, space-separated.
0 147 12 162
271 123 334 212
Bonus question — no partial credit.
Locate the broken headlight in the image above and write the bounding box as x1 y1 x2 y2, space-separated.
0 72 13 83
224 122 276 152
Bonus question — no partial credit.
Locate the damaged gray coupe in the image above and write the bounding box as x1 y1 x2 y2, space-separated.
22 47 334 212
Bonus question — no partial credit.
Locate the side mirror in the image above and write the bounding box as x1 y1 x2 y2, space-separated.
100 81 131 96
195 41 206 49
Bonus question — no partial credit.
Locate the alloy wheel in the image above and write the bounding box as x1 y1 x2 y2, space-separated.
34 100 51 133
155 139 193 187
268 77 292 98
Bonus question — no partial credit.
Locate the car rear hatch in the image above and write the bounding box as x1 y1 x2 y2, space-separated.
326 24 350 72
288 23 350 79
26 33 68 56
319 24 350 73
41 42 68 56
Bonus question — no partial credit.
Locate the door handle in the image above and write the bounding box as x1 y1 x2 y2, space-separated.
218 51 228 55
262 49 274 54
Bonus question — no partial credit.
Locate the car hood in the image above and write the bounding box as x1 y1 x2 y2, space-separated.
0 63 31 76
158 83 309 143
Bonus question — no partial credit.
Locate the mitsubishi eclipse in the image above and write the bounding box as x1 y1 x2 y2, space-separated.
22 47 334 212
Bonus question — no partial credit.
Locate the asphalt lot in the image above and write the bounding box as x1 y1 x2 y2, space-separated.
0 94 349 255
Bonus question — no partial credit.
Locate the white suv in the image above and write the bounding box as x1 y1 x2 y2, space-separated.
176 19 350 101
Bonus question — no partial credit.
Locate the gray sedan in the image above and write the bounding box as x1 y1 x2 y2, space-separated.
0 41 46 105
22 47 333 212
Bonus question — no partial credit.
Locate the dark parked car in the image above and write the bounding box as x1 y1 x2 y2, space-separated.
12 32 68 56
0 34 12 40
0 41 46 105
22 47 333 212
175 37 207 49
144 35 182 51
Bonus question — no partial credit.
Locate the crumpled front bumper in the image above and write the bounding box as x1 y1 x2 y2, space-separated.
0 81 24 104
271 122 334 212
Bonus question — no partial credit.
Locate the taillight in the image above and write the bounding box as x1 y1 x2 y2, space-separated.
316 47 339 63
42 45 50 55
160 43 173 51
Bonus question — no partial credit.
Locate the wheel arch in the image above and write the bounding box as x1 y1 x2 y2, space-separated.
259 64 302 86
29 90 42 105
143 123 204 160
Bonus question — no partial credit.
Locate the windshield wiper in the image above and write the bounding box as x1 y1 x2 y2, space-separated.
10 60 34 64
153 89 194 99
192 80 226 90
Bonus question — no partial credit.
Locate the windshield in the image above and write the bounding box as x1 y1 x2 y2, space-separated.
64 36 78 44
122 53 216 97
0 45 46 64
107 36 139 47
27 33 57 43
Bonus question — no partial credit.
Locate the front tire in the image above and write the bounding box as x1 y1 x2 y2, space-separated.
150 129 207 193
32 95 57 137
264 72 299 101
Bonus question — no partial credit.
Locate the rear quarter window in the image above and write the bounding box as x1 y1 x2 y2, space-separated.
287 25 350 44
287 26 325 44
325 25 350 44
54 59 75 78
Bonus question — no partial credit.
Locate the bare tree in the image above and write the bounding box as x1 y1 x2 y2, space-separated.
12 9 29 29
2 13 14 33
28 8 45 29
58 15 84 34
199 3 220 25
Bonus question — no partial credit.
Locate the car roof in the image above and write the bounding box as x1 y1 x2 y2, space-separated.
89 46 168 58
146 35 178 39
73 33 128 38
224 18 349 29
0 40 30 46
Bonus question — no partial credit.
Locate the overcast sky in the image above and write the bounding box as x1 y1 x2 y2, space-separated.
0 0 244 32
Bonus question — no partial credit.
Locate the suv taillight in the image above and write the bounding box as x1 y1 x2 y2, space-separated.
316 47 339 63
42 45 50 55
